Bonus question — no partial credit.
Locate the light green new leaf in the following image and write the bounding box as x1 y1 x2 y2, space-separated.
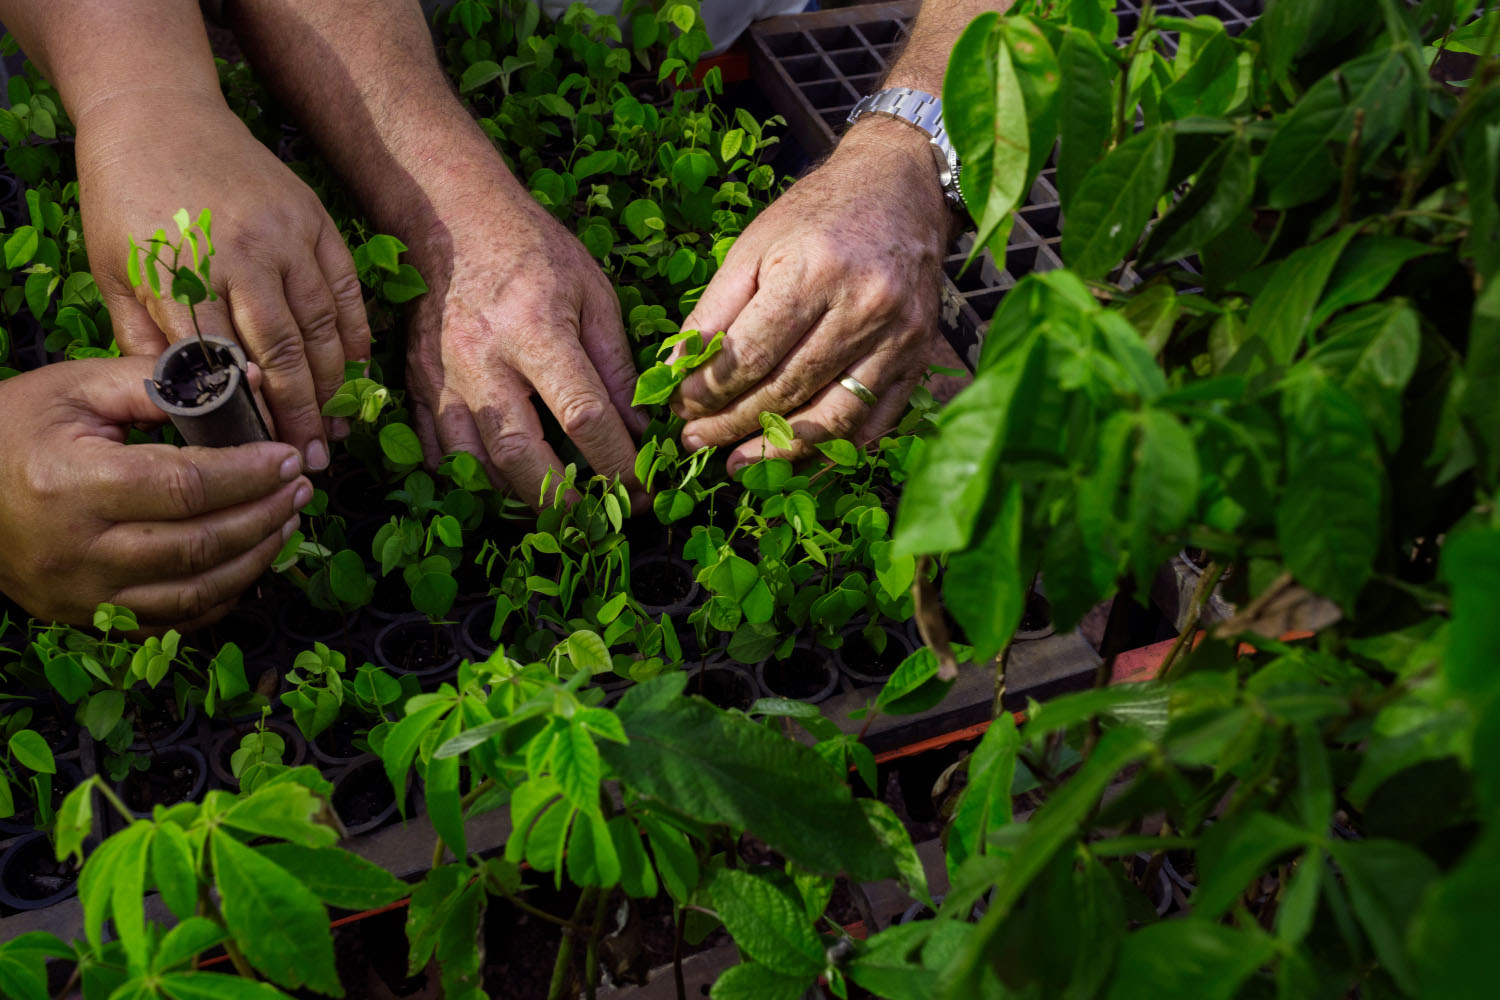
944 480 1025 661
211 831 340 994
222 776 338 848
567 630 612 673
158 972 294 1000
425 709 466 860
1063 126 1174 280
153 919 229 974
7 730 54 774
554 719 603 814
709 868 825 977
151 821 199 921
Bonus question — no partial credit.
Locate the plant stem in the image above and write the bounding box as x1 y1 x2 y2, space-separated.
1401 53 1500 214
584 887 611 1000
546 889 594 1000
989 642 1012 720
1338 108 1365 226
673 906 691 1000
459 775 498 811
200 887 258 980
494 883 580 931
1114 2 1155 145
1160 561 1227 682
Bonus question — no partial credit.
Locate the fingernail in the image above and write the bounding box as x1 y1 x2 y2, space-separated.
281 515 300 541
280 453 302 482
681 431 704 451
305 439 330 472
293 480 314 510
328 417 351 441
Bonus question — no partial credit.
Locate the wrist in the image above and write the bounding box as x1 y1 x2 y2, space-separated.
72 86 234 144
834 115 963 247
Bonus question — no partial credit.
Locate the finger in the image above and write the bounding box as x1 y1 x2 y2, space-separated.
522 332 639 490
282 258 351 434
111 519 293 629
723 354 914 474
95 477 308 579
674 270 828 420
460 367 568 507
227 271 329 470
580 282 648 437
670 254 758 369
679 308 868 450
314 222 372 367
80 437 305 521
431 389 497 485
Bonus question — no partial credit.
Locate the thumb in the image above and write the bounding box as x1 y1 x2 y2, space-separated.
64 355 174 430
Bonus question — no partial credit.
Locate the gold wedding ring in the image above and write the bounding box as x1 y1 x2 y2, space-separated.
839 374 878 407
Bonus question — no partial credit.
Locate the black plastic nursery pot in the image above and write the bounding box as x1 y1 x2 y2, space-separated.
755 642 840 704
332 756 405 837
115 744 208 817
142 335 271 448
0 831 79 912
684 662 760 712
373 614 461 681
630 553 701 617
207 718 308 787
834 623 915 687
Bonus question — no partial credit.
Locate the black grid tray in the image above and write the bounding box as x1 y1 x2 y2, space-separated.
748 0 1265 369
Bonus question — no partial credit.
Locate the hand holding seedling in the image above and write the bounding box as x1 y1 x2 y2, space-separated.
0 357 312 629
0 0 370 474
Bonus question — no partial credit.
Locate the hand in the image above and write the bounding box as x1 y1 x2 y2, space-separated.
0 357 313 630
672 117 957 473
403 183 646 507
75 91 370 472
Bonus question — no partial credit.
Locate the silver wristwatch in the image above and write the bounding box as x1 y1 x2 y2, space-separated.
846 87 966 213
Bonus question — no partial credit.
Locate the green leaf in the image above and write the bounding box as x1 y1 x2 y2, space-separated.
1464 273 1500 484
80 690 124 742
709 962 812 1000
379 423 424 465
640 813 699 902
211 830 339 994
107 822 152 971
1056 27 1114 213
1126 410 1200 589
945 14 1030 255
222 780 338 848
859 798 931 908
1140 134 1253 266
381 263 428 303
1194 811 1309 918
153 919 229 973
1102 921 1275 1000
54 777 97 864
158 972 296 1000
604 676 896 879
1248 227 1359 365
1329 838 1438 994
554 720 602 813
383 700 451 806
1411 831 1500 997
652 488 696 524
672 148 714 193
622 198 664 241
944 480 1025 661
874 647 952 715
1261 49 1413 209
170 267 208 307
632 364 680 406
1312 238 1435 329
709 868 825 976
815 438 858 467
425 709 466 859
7 730 54 774
567 630 611 673
4 226 38 268
947 714 1018 875
458 59 502 92
1304 301 1421 450
151 821 199 921
1001 16 1061 188
1062 126 1174 280
758 411 795 450
1277 374 1382 612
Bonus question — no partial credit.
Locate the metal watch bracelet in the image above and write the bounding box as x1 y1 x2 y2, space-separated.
846 86 966 213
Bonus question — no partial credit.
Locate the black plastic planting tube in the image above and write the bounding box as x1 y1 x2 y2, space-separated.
144 335 271 447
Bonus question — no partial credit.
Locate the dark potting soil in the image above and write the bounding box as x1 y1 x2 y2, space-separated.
120 750 202 812
632 559 695 608
131 698 191 749
840 632 908 681
281 600 351 642
332 759 397 828
760 647 835 699
154 348 232 406
1 834 78 903
313 716 368 761
690 668 757 712
383 625 456 673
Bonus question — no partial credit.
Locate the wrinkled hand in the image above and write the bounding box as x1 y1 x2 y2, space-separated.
0 357 312 629
672 118 956 473
404 188 645 507
76 93 370 472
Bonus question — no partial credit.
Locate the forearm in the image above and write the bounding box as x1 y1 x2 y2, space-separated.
0 0 223 129
884 0 1013 92
227 0 524 249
